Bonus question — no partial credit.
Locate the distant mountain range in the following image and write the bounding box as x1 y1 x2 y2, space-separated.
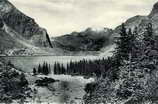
52 28 113 51
52 1 158 55
0 0 158 56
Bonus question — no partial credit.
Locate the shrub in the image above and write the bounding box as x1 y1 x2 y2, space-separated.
84 82 97 94
35 77 56 87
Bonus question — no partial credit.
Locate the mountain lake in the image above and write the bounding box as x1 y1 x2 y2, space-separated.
2 56 102 103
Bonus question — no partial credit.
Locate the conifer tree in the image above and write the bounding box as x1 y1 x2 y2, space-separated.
144 23 155 49
113 24 134 80
131 27 140 59
115 23 126 67
115 23 134 63
66 63 70 75
42 62 46 74
45 62 48 75
56 62 61 74
54 62 57 74
33 68 37 75
49 64 51 74
38 64 41 73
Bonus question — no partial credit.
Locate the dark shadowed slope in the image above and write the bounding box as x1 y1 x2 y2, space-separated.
52 28 113 52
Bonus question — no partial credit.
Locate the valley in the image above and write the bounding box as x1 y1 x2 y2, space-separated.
1 0 158 104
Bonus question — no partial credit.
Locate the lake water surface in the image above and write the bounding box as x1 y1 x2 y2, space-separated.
4 56 103 72
3 56 99 103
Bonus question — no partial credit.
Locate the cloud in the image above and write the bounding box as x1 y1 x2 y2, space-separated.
9 0 157 37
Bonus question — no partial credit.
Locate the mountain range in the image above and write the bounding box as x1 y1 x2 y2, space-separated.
52 28 113 51
0 0 158 56
52 1 158 55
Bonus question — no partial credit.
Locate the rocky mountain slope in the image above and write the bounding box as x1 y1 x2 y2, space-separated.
0 0 53 55
0 0 114 56
52 28 113 52
2 0 158 56
114 2 158 37
51 1 158 55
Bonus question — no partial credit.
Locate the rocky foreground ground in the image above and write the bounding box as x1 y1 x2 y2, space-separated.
0 58 95 104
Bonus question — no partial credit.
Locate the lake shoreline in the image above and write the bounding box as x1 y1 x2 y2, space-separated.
0 55 100 57
26 74 94 103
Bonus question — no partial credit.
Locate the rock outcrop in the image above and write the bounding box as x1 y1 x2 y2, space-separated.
0 0 53 53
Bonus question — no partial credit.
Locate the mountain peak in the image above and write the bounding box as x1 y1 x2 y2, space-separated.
149 2 158 18
85 27 111 33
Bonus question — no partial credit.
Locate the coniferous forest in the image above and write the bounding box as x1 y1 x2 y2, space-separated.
33 22 158 103
35 23 158 82
33 62 51 75
84 23 158 103
2 0 158 103
53 58 113 77
34 58 114 78
9 22 158 103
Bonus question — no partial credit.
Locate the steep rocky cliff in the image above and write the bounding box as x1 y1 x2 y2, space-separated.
0 0 52 54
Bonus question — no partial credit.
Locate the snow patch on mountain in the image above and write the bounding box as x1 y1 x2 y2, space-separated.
99 44 116 57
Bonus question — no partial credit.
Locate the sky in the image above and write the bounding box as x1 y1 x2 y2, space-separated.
10 0 157 37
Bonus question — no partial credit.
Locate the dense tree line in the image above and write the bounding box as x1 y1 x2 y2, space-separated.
31 23 138 78
33 22 158 86
53 23 158 79
33 62 51 75
52 23 137 78
53 23 137 79
53 57 115 78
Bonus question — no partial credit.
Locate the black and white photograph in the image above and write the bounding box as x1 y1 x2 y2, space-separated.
0 0 158 103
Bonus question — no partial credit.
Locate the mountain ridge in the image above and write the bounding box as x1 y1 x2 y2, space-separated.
51 27 113 52
0 0 53 55
52 1 158 54
1 0 158 56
